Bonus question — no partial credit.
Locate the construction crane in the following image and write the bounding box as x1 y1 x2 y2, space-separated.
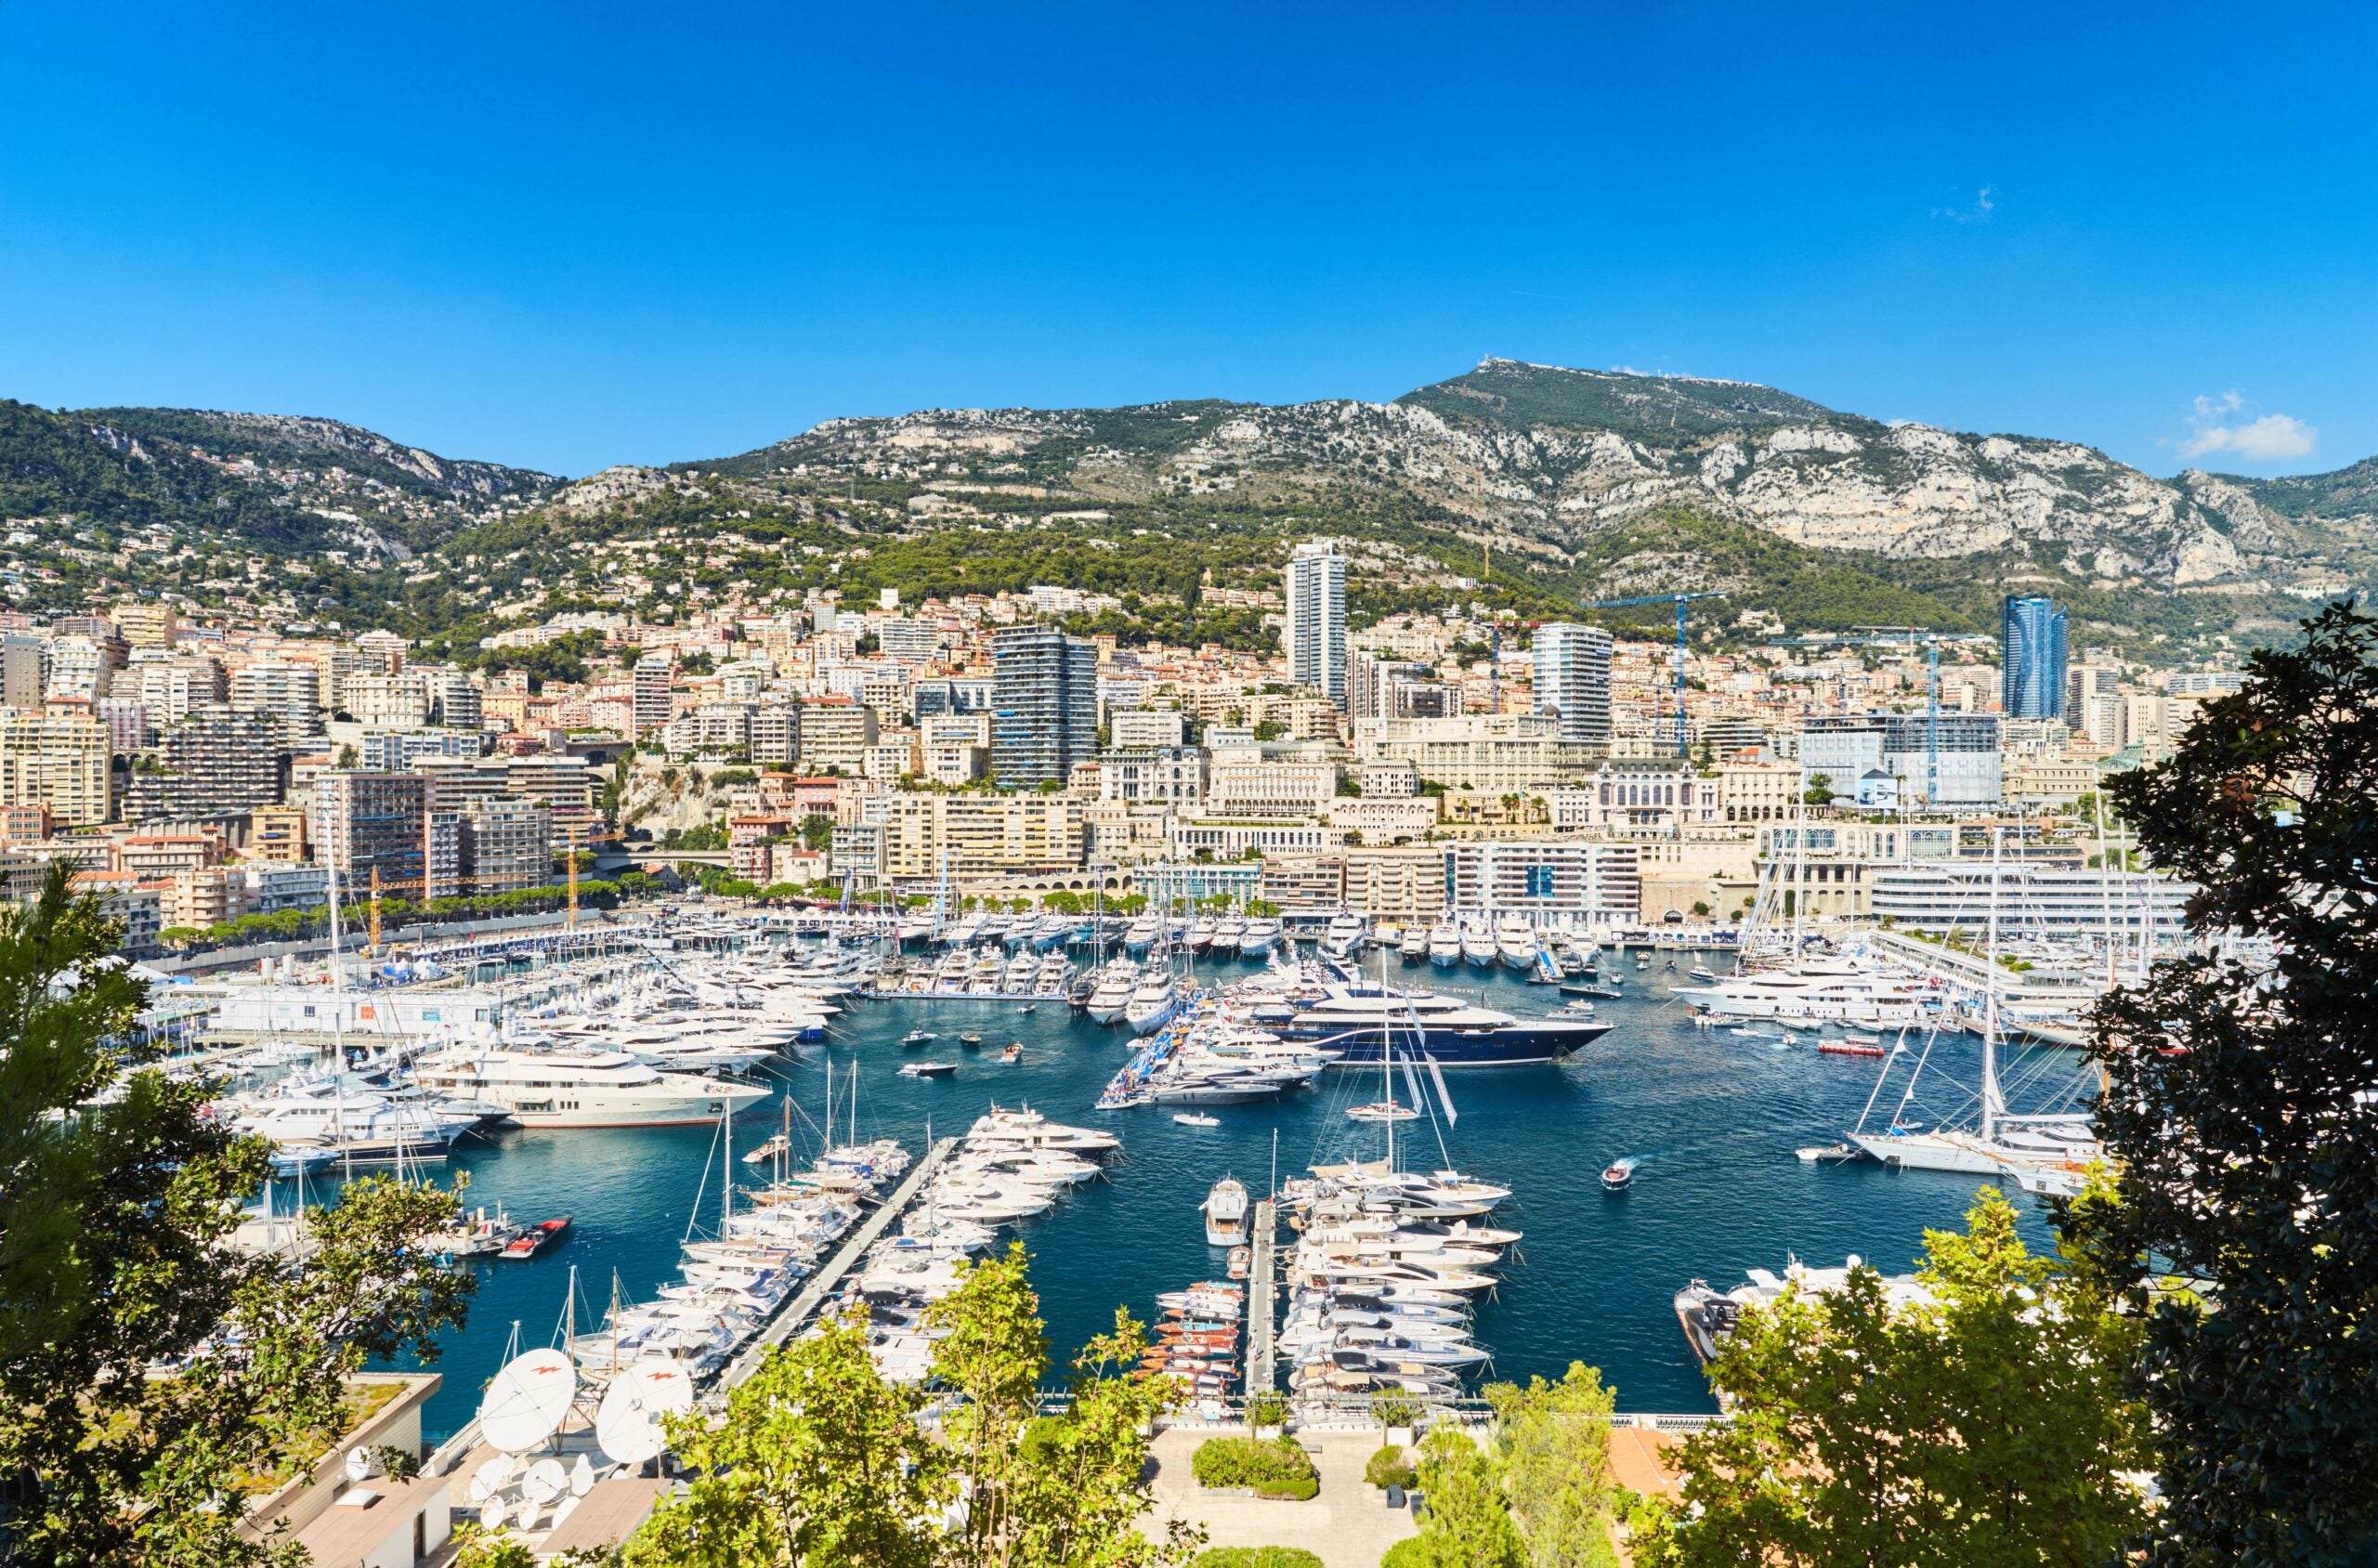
1768 626 1992 806
1584 592 1729 758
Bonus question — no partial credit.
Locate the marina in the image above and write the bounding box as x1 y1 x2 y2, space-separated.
174 921 2082 1443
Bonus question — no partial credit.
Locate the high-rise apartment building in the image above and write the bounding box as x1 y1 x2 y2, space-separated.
632 657 674 738
1531 622 1614 744
0 634 46 710
229 660 324 746
459 796 551 894
124 706 282 821
1284 541 1349 710
2001 595 2068 720
310 771 432 891
0 712 111 827
990 626 1097 789
111 601 179 649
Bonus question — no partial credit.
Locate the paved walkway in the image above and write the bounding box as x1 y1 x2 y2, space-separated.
1139 1427 1418 1568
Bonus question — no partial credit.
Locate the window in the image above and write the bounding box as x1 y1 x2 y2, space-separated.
1524 865 1556 899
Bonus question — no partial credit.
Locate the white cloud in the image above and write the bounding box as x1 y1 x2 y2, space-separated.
2177 390 2317 462
1932 187 1994 223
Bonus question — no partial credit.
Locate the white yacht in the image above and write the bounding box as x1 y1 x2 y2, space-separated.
1124 974 1180 1035
1321 912 1368 959
412 1046 768 1128
1670 960 1940 1027
1397 927 1428 962
1275 983 1610 1065
1239 917 1283 958
1459 922 1499 970
1495 915 1538 973
1202 1176 1250 1247
1123 914 1165 955
1085 960 1140 1026
1426 921 1463 969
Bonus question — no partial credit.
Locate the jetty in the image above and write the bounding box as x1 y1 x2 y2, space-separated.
714 1133 960 1393
1247 1196 1277 1392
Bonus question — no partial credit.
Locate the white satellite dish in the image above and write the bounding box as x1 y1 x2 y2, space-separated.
467 1455 514 1504
595 1358 696 1465
479 1497 506 1532
569 1454 597 1497
523 1457 568 1506
478 1347 578 1454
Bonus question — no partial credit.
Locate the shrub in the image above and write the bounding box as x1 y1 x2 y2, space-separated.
1365 1444 1418 1491
1191 1435 1320 1501
1373 1394 1421 1431
1245 1392 1288 1429
1194 1551 1325 1568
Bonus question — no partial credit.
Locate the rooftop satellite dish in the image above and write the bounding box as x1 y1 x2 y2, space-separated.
569 1453 597 1497
478 1347 577 1454
478 1497 506 1532
523 1458 568 1506
594 1358 695 1466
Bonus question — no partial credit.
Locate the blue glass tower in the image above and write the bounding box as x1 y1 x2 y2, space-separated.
2001 595 2069 720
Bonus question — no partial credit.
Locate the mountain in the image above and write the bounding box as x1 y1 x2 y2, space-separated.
692 359 2371 602
0 400 557 558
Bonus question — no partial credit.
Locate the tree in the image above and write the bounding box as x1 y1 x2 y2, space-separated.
1639 1189 2145 1568
1488 1363 1621 1568
627 1307 944 1568
926 1245 1196 1568
1801 771 1835 806
2078 600 2378 1563
1382 1427 1526 1568
0 867 474 1568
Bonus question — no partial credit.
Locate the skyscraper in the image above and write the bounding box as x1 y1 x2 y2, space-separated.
991 626 1097 789
1284 540 1348 710
632 656 674 738
2001 595 2068 721
1532 622 1614 743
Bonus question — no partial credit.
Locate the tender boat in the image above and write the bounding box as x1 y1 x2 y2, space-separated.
1000 1043 1024 1066
1172 1112 1220 1128
500 1215 571 1260
1601 1160 1634 1192
1202 1177 1250 1247
899 1061 958 1078
901 1030 935 1049
1347 1100 1420 1123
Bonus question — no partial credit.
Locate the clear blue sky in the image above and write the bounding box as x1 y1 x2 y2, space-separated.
3 3 2372 480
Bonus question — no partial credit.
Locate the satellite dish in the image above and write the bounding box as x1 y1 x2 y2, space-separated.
569 1454 597 1497
595 1359 695 1465
479 1497 506 1532
478 1347 578 1453
523 1457 568 1506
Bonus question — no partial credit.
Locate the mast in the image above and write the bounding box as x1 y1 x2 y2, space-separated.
1980 822 2005 1147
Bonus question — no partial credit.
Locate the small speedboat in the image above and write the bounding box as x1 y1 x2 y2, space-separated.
1227 1247 1251 1280
960 1032 984 1048
1347 1100 1420 1123
899 1061 958 1078
500 1216 572 1260
1601 1161 1633 1192
1000 1044 1024 1066
1017 1003 1038 1016
901 1030 935 1049
1172 1112 1220 1128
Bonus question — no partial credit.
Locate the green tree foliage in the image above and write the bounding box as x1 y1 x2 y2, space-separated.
916 1244 1196 1568
1382 1427 1527 1568
0 868 473 1567
1189 1437 1319 1500
1638 1189 2145 1568
1194 1552 1324 1568
2081 600 2378 1563
627 1307 946 1568
1488 1363 1620 1568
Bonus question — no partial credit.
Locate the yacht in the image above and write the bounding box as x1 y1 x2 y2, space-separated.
1320 912 1368 959
1397 927 1428 963
1202 1177 1250 1247
1124 974 1180 1035
1210 916 1248 956
1274 983 1611 1066
1458 922 1500 970
412 1045 768 1128
1185 917 1216 954
1123 914 1164 956
1238 917 1283 959
1669 960 1940 1027
1426 921 1463 970
1085 961 1140 1026
1495 916 1538 973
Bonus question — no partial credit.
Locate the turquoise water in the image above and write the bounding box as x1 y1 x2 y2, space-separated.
368 951 2059 1442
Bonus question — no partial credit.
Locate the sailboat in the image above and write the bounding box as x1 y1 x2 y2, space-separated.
1847 828 2100 1179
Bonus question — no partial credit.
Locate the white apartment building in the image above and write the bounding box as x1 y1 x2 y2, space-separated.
1205 756 1335 819
1098 748 1207 808
1870 862 2192 937
1441 839 1640 926
1352 713 1600 792
1284 541 1348 709
1109 707 1187 750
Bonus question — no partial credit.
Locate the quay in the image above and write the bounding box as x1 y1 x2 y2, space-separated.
1247 1196 1277 1392
714 1132 960 1393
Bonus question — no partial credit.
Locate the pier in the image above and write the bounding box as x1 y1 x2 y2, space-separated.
1247 1196 1277 1393
713 1133 960 1394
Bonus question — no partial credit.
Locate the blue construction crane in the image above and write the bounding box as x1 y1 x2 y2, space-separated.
1768 626 1991 805
1585 592 1728 758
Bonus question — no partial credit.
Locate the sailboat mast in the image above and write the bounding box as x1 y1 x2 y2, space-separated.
1981 822 2004 1146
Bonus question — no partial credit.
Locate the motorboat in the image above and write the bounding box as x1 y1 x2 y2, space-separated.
1601 1159 1634 1192
1347 1100 1420 1123
1124 976 1180 1035
413 1045 769 1129
1320 912 1368 959
898 1061 958 1078
1275 983 1611 1066
1459 924 1499 970
1173 1112 1220 1128
1203 1177 1250 1247
1085 962 1140 1026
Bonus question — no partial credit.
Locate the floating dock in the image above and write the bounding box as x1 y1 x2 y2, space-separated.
712 1134 960 1394
1247 1197 1277 1393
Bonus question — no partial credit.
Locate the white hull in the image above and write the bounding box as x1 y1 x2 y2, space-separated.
1849 1130 2010 1176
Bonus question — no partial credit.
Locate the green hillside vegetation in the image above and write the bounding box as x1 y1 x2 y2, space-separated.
1400 359 1838 442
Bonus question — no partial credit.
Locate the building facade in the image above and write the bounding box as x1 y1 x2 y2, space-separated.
1284 541 1348 710
2001 595 2069 721
1532 622 1614 743
990 626 1097 789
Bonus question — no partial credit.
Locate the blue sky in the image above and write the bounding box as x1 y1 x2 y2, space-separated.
2 3 2372 479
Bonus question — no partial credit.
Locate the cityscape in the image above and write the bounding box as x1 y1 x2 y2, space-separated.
2 7 2372 1568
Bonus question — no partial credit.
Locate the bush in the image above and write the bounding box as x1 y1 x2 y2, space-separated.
1191 1435 1320 1501
1245 1392 1289 1429
1194 1551 1325 1568
1373 1394 1421 1431
1365 1444 1418 1491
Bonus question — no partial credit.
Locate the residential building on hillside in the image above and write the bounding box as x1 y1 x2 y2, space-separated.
1442 840 1640 926
0 712 111 827
2001 595 2068 720
1284 541 1348 709
124 707 282 821
310 772 431 892
990 626 1097 788
1532 622 1614 743
879 792 1085 879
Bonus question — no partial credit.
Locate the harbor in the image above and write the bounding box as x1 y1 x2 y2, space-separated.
181 921 2080 1444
